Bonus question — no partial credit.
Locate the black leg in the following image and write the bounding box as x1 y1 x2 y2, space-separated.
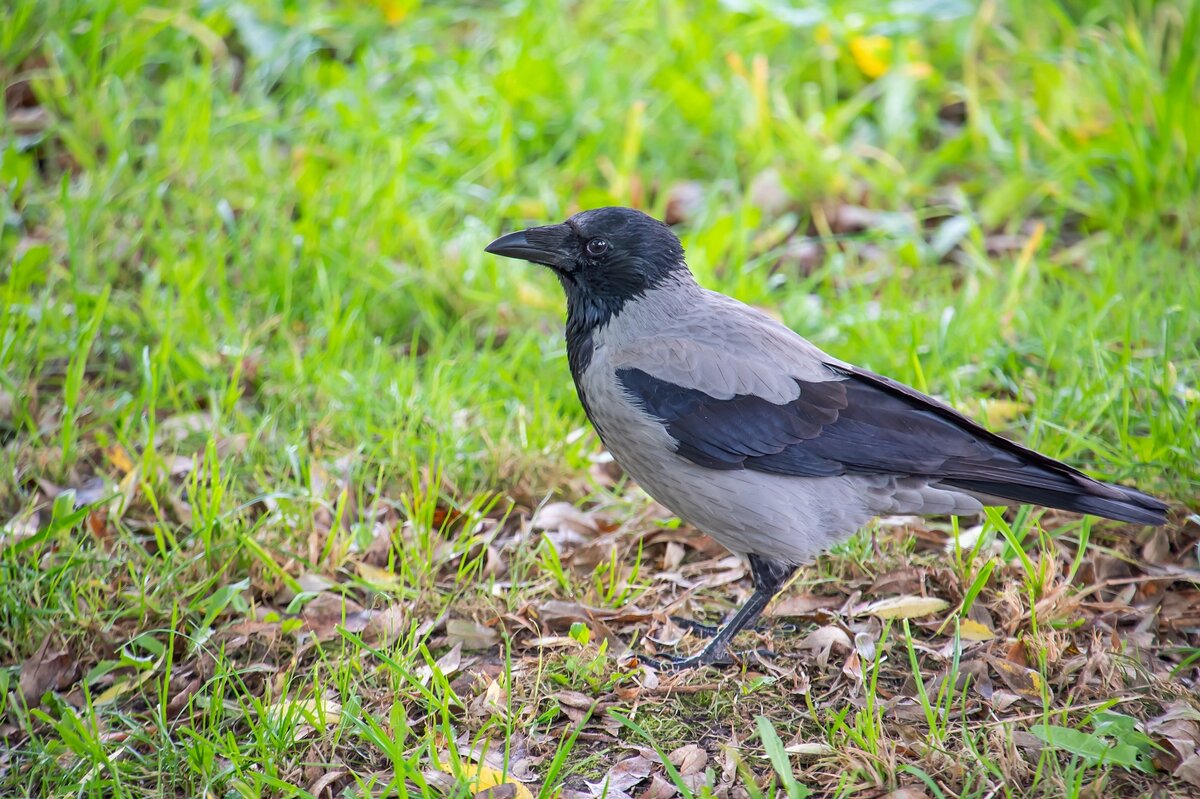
646 554 797 670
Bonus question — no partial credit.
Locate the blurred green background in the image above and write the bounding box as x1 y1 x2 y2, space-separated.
2 0 1199 795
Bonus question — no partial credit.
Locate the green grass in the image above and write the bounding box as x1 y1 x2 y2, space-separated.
2 0 1199 796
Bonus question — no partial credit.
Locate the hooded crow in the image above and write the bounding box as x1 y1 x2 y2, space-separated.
485 206 1168 670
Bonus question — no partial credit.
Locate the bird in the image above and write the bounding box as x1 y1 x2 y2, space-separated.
484 206 1169 670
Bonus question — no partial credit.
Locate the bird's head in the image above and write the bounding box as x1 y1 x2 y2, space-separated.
485 207 688 331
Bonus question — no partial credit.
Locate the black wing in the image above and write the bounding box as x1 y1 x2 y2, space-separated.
616 365 1167 525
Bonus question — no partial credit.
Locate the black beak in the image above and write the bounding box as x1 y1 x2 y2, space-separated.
484 224 573 269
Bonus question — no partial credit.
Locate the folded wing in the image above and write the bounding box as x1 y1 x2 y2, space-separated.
616 354 1167 526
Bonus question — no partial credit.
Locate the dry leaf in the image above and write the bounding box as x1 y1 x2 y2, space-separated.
295 593 372 641
664 181 705 225
668 743 707 775
446 618 500 651
885 789 933 799
604 754 654 793
863 595 949 620
105 444 135 475
957 619 994 641
784 742 835 757
95 663 160 705
985 656 1047 703
532 502 600 537
356 562 405 590
436 760 533 799
637 774 677 799
798 625 852 669
1175 753 1200 788
19 638 77 704
749 167 789 217
309 769 348 798
366 603 409 644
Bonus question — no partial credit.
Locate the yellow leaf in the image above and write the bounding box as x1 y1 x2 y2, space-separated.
864 595 949 619
355 562 404 591
958 619 995 641
436 760 534 799
264 697 342 727
106 445 135 475
850 35 892 79
95 665 159 706
987 656 1047 702
981 399 1031 429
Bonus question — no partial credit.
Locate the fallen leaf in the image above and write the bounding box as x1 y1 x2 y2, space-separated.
749 167 789 217
95 662 160 705
663 181 705 225
309 769 348 798
532 502 600 537
1175 753 1200 788
637 774 677 799
105 444 135 475
264 696 342 728
784 742 835 757
436 760 533 799
603 754 654 793
19 638 77 704
862 595 949 620
885 789 933 799
798 625 852 669
985 656 1048 703
957 619 994 641
299 593 369 639
1142 528 1171 564
446 618 500 651
365 602 408 643
668 743 707 775
356 562 405 590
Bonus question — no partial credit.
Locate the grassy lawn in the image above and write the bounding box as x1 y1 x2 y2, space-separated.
2 0 1199 796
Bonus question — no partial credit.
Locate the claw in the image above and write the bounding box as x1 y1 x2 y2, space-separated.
635 646 779 672
668 616 800 639
668 616 723 638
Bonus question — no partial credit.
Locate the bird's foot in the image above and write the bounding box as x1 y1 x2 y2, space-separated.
668 616 722 638
634 646 779 672
669 616 799 639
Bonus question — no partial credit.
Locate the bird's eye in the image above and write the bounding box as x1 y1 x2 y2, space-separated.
585 238 611 257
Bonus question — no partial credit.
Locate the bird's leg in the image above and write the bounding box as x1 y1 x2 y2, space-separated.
645 555 797 670
668 616 724 638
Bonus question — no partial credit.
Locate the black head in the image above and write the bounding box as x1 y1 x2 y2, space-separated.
484 207 687 334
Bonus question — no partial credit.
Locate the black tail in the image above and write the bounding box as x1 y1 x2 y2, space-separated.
945 477 1169 526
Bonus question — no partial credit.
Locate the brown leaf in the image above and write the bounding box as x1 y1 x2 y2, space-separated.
299 593 369 640
984 656 1048 704
668 743 707 775
1175 753 1200 788
798 625 852 669
605 754 654 793
19 638 77 704
637 774 677 799
1142 528 1171 564
365 603 409 644
663 181 705 226
309 770 348 798
765 593 841 618
532 502 601 537
446 618 500 651
475 785 518 799
749 168 789 217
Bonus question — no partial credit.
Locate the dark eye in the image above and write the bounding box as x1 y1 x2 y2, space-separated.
585 238 611 257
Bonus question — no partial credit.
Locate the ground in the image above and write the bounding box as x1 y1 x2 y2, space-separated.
2 1 1199 797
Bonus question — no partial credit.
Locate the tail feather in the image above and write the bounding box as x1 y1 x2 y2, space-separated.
945 477 1169 526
